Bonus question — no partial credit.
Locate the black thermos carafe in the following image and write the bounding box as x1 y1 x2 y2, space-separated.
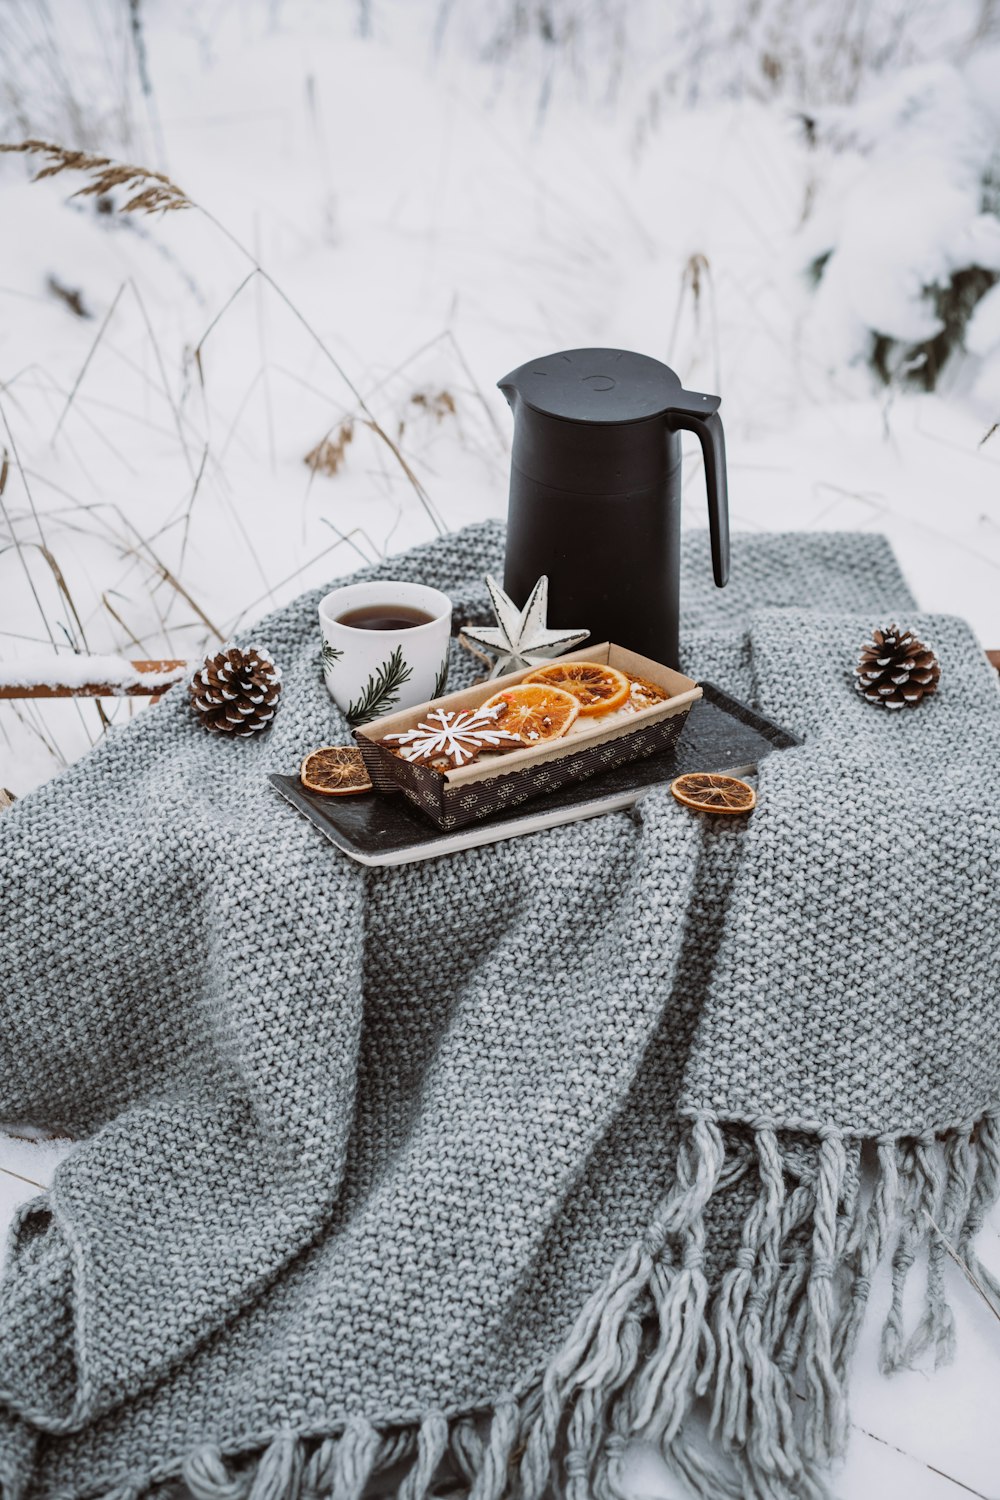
498 348 730 668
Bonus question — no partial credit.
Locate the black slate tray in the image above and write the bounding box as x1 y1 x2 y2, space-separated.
268 684 800 867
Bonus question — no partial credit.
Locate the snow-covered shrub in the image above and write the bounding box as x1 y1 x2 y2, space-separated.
437 0 999 116
799 54 1000 391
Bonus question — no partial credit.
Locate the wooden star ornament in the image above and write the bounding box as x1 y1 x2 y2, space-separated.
462 575 589 678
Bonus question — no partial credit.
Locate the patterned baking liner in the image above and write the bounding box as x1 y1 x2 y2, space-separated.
354 643 699 830
355 709 688 829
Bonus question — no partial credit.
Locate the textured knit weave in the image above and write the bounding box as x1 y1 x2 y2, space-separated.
1 521 998 1500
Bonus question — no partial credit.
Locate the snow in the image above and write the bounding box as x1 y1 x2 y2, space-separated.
0 3 999 1494
800 54 1000 367
966 280 1000 357
0 655 187 690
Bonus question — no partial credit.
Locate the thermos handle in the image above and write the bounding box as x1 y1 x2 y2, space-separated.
666 407 730 588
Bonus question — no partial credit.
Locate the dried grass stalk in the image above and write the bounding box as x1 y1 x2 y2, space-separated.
46 275 90 319
0 139 446 536
305 421 354 476
410 389 456 421
0 140 190 214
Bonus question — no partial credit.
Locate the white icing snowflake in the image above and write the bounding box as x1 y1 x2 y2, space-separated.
383 705 523 768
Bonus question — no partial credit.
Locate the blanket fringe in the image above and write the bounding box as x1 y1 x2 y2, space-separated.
126 1108 1000 1500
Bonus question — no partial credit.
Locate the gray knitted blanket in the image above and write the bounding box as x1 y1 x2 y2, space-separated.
1 520 999 1500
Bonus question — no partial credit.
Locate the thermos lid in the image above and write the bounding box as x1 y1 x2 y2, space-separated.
498 348 712 426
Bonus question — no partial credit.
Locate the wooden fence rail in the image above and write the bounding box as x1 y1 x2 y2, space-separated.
0 660 187 699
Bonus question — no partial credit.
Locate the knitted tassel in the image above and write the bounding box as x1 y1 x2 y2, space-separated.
739 1132 802 1489
514 1245 651 1500
326 1418 381 1500
449 1418 484 1490
301 1441 334 1498
901 1139 952 1368
374 1430 417 1475
671 1131 808 1500
467 1399 517 1500
517 1115 724 1500
708 1252 756 1448
247 1432 303 1500
959 1112 1000 1303
880 1138 934 1372
832 1140 899 1378
563 1386 604 1500
626 1251 707 1445
184 1447 253 1500
624 1116 717 1448
565 1308 646 1500
835 1144 865 1263
587 1312 645 1500
761 1180 816 1377
706 1125 793 1460
800 1131 848 1463
395 1412 448 1500
938 1130 979 1258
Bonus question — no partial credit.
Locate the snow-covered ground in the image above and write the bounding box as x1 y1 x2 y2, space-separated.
1 3 999 1496
1 1 997 795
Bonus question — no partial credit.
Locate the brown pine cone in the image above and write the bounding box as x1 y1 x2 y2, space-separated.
854 625 940 709
189 646 281 736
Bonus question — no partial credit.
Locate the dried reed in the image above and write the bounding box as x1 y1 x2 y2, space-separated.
305 421 354 477
0 139 188 213
0 131 468 781
0 1162 45 1190
0 138 447 534
410 389 456 421
925 1209 1000 1328
46 275 90 319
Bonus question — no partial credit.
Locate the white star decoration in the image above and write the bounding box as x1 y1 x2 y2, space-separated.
462 575 589 679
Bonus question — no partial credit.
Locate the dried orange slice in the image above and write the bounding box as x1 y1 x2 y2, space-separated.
300 746 373 796
480 683 579 744
670 773 756 815
522 660 631 715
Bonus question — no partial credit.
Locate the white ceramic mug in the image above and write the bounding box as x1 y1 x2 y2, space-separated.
318 579 452 726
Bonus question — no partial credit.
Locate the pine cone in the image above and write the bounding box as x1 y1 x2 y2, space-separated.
189 646 281 736
854 625 940 709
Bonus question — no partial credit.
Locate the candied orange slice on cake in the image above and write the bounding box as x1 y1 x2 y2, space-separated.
670 773 756 815
626 675 669 711
300 746 373 796
480 683 579 744
522 660 631 715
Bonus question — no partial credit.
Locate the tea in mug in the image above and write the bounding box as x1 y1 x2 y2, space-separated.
336 604 435 632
